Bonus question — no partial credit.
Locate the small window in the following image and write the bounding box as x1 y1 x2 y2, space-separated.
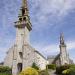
23 17 26 21
19 18 22 21
19 52 23 58
22 9 25 15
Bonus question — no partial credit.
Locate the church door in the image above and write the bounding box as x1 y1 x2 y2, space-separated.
17 63 22 74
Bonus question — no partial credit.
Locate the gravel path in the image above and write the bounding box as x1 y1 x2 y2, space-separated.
48 70 56 75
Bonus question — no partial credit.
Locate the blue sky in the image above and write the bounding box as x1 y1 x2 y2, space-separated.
0 0 75 63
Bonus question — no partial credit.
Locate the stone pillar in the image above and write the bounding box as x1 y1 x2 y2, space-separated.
12 60 18 75
12 45 18 75
22 44 28 69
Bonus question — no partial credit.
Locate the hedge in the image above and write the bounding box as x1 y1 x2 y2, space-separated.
31 63 39 70
46 64 56 70
56 64 75 75
0 66 12 75
56 65 70 74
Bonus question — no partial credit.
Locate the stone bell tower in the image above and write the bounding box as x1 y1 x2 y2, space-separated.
59 33 69 65
12 0 32 75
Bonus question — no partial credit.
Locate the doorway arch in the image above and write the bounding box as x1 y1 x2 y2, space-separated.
17 63 22 73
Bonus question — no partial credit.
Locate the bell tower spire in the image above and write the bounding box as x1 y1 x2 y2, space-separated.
59 33 69 65
12 0 32 75
15 0 32 31
21 0 29 16
22 0 28 8
60 33 65 45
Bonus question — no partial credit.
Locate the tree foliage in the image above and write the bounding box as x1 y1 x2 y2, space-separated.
31 63 39 70
56 64 69 74
46 64 56 70
62 64 75 75
56 64 75 75
0 66 11 75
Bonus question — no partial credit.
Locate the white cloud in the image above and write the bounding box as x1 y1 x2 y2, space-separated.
33 40 75 56
42 44 59 55
32 40 75 63
0 0 75 63
67 41 75 50
32 43 59 56
29 0 75 30
31 0 75 16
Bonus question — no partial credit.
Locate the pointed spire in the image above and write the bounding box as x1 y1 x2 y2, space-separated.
15 0 32 31
22 0 28 9
60 33 65 45
21 0 29 16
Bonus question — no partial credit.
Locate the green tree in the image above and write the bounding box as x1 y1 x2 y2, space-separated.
0 66 11 75
31 63 39 70
46 64 56 70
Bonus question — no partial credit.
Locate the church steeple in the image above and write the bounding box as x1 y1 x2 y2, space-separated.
15 0 32 31
59 33 69 65
60 33 65 45
14 0 32 49
21 0 29 16
22 0 28 8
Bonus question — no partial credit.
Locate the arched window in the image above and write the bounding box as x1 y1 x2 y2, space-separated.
17 63 22 73
19 18 22 21
23 17 26 21
22 9 25 16
19 52 23 59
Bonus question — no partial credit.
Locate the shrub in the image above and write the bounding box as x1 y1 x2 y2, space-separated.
56 64 75 75
62 69 70 75
68 67 75 75
31 63 39 70
62 68 75 75
69 70 75 75
0 66 11 72
19 67 39 75
69 64 75 69
56 65 70 74
46 64 56 70
0 66 11 75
